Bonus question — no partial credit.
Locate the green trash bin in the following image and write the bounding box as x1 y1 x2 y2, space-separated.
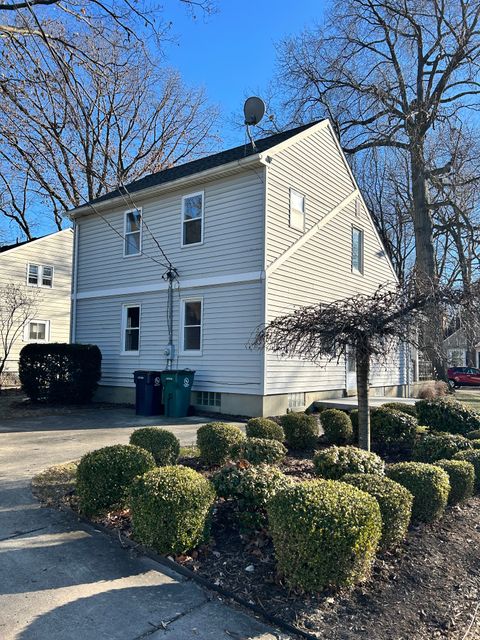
161 369 195 418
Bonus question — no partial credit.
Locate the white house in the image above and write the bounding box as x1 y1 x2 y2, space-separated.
69 121 407 417
0 229 73 375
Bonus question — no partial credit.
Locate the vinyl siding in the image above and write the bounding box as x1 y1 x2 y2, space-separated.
265 124 403 394
0 230 73 372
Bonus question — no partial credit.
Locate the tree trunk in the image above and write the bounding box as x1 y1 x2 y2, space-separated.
356 349 371 451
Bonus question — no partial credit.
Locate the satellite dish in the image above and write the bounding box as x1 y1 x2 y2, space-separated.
244 96 265 126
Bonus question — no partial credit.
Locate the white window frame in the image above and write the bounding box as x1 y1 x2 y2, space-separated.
123 208 143 258
27 263 54 288
352 226 364 274
120 304 141 355
180 297 203 355
24 319 50 342
289 188 305 232
181 191 204 248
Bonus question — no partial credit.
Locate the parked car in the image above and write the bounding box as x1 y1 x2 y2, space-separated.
448 367 480 388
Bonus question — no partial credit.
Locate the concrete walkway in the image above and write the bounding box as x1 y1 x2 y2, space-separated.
0 408 282 640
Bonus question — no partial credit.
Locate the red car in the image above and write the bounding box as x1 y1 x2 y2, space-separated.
447 367 480 388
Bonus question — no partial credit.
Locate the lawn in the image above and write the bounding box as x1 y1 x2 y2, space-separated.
454 390 480 412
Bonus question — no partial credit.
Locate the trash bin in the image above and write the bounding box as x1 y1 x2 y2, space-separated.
133 370 164 416
160 369 195 418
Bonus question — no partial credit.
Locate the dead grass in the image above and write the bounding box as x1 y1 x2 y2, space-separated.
31 461 78 506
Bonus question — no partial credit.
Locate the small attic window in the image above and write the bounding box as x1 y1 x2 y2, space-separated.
289 189 305 232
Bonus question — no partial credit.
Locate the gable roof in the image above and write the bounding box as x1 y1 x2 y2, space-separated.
0 229 73 255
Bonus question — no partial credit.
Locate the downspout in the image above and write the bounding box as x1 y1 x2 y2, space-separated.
70 223 79 343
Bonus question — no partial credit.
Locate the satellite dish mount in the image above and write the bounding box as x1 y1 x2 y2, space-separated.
243 96 265 151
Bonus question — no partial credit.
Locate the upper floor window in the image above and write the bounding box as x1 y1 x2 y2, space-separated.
121 304 140 354
289 189 305 231
124 209 142 257
26 320 49 342
182 192 204 246
181 298 202 354
352 227 364 274
27 264 53 288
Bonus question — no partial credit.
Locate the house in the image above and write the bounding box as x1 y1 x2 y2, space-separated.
69 121 408 417
0 229 73 376
444 326 480 368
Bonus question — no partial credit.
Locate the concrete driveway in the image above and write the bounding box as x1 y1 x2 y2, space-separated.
0 408 282 640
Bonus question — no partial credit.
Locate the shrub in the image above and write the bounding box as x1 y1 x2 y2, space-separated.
313 445 385 480
267 479 382 591
453 450 480 491
230 437 287 465
415 398 480 435
196 422 245 466
19 343 101 403
417 380 449 400
77 445 155 516
130 466 215 554
370 408 417 454
245 418 284 442
467 430 480 440
413 432 472 462
341 473 413 551
212 463 292 530
129 428 180 466
434 459 475 505
386 462 450 523
470 439 480 449
381 402 417 418
280 412 319 449
321 409 353 445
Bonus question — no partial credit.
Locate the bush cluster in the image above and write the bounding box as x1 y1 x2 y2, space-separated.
413 432 472 462
470 439 480 449
415 398 480 435
434 459 475 505
245 418 284 442
313 445 385 480
320 409 353 445
212 463 291 530
466 429 480 440
196 422 245 465
370 408 417 454
341 473 413 551
453 450 480 491
280 412 319 449
19 343 101 404
381 402 417 418
230 437 287 465
129 428 180 466
386 462 450 523
76 444 155 516
130 466 215 554
267 479 382 591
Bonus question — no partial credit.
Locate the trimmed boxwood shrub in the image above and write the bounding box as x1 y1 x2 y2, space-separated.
469 439 480 449
314 445 385 480
245 418 284 442
466 429 480 440
386 462 450 523
267 479 382 591
280 412 319 449
77 444 155 516
434 459 475 505
129 428 180 466
415 398 480 435
381 402 417 418
196 422 245 465
19 343 101 403
230 437 287 465
341 473 413 551
321 409 353 445
453 450 480 491
130 466 215 554
212 463 292 530
413 432 472 462
370 408 417 454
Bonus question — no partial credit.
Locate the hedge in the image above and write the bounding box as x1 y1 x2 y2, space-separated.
342 473 413 551
19 343 101 403
415 398 480 435
196 422 245 465
381 402 418 418
76 444 155 516
370 407 417 454
245 418 284 442
267 479 382 591
313 445 385 480
129 428 180 466
434 459 475 505
466 429 480 440
280 413 319 449
386 462 450 523
452 450 480 491
413 432 472 462
320 409 353 445
130 466 215 554
230 437 287 465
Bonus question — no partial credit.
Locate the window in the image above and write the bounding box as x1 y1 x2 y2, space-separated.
289 189 305 231
181 299 202 353
124 209 142 256
196 391 221 407
288 392 305 409
121 305 140 354
352 227 364 273
26 320 49 342
182 192 204 246
27 264 53 287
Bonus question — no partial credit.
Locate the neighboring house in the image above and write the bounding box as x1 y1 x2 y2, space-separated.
70 121 408 417
444 327 480 368
0 229 73 374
